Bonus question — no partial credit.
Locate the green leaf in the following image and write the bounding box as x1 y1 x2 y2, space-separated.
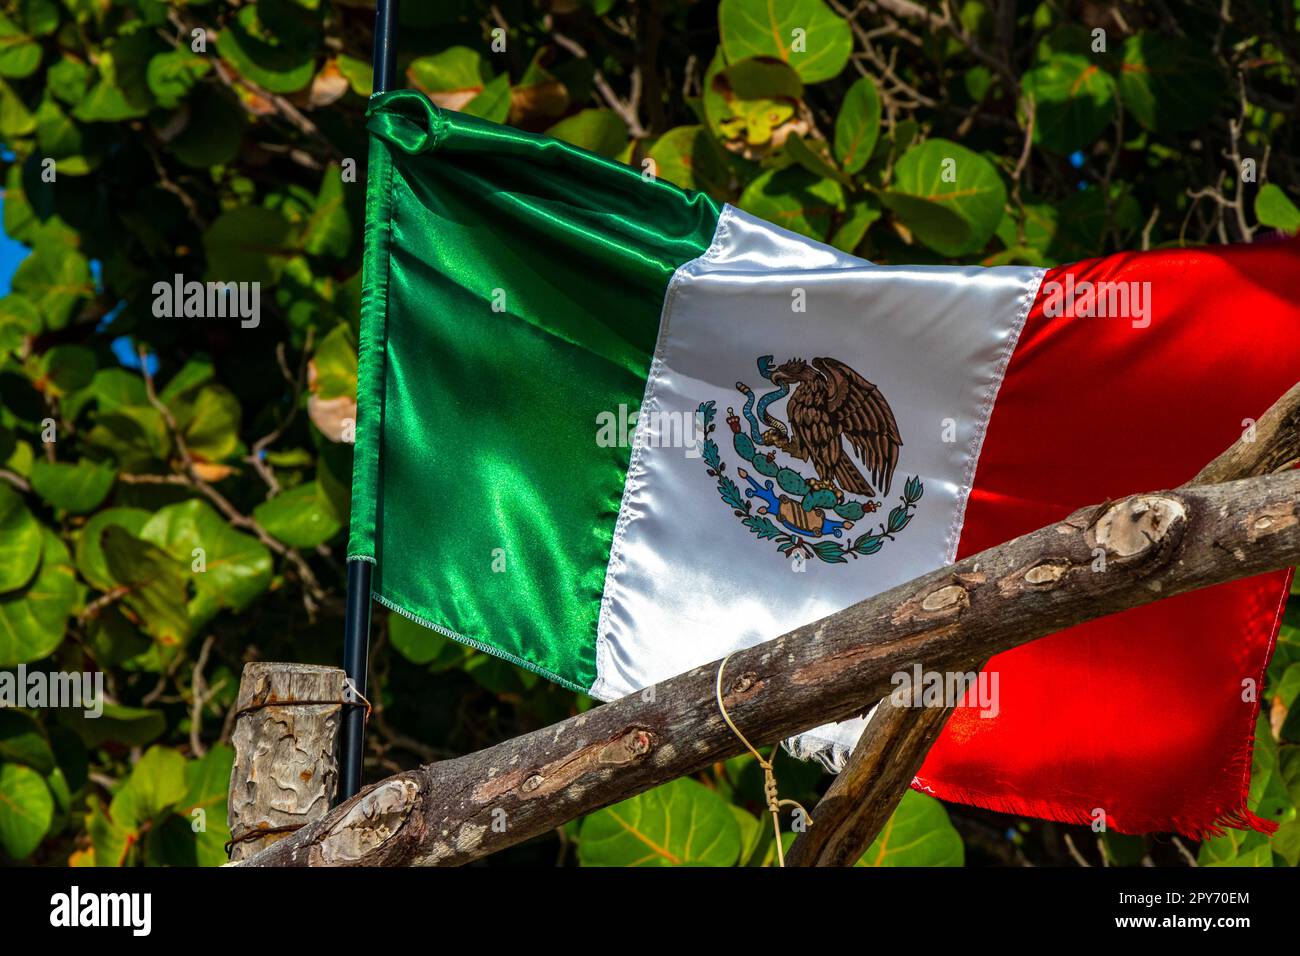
59 702 164 750
546 109 628 159
710 57 803 147
176 384 242 462
577 777 742 866
388 612 469 669
1020 54 1117 153
84 367 147 413
724 57 804 101
463 72 510 124
311 323 357 400
834 76 881 175
1198 828 1273 867
731 805 767 866
73 28 161 122
252 480 344 549
0 530 74 666
146 50 211 110
0 76 34 138
738 165 843 240
37 343 95 394
29 459 115 513
0 710 55 775
0 14 42 79
831 196 881 253
84 606 149 667
5 163 49 248
0 482 41 592
995 201 1058 260
203 206 293 286
1047 185 1141 261
1272 818 1300 867
46 56 91 105
1119 34 1225 134
83 404 170 469
718 0 852 84
167 86 244 169
11 237 92 331
883 139 1007 257
336 53 371 97
181 743 234 815
19 0 59 37
856 791 964 866
125 745 188 819
101 526 192 647
301 167 350 258
85 794 135 866
964 65 993 104
216 5 317 94
408 45 488 97
0 763 54 858
0 295 39 358
1256 184 1300 234
34 97 92 173
646 125 729 195
159 357 215 405
785 134 848 185
139 498 273 619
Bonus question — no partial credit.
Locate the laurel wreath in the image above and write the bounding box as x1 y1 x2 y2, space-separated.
698 400 923 565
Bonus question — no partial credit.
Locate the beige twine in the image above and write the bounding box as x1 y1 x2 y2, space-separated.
715 653 813 867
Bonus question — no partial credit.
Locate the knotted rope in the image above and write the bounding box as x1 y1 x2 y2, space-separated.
716 653 813 867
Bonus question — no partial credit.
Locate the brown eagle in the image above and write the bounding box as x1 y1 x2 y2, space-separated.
768 357 902 498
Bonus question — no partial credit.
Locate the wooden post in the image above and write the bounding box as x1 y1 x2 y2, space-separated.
227 663 347 862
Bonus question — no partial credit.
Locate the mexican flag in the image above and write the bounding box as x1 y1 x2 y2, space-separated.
350 90 1298 838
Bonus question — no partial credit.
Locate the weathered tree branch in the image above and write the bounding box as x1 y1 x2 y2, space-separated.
787 381 1300 866
240 465 1300 866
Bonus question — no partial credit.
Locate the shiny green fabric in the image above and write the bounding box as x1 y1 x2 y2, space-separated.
349 90 721 690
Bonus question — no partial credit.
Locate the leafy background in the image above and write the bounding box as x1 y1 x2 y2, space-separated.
0 0 1298 867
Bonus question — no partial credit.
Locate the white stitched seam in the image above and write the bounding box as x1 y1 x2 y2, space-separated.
942 266 1046 562
590 204 736 701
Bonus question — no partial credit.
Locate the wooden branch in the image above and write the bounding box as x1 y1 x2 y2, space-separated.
238 467 1300 866
226 663 345 862
788 381 1300 867
786 702 954 867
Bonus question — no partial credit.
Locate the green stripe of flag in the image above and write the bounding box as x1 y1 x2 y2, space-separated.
349 91 721 690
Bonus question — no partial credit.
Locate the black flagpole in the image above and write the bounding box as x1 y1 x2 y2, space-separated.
339 0 399 804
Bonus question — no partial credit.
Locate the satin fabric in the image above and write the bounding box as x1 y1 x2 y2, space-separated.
349 90 720 688
920 238 1300 837
594 205 1045 757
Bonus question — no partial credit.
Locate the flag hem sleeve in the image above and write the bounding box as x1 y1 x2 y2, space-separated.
346 131 396 562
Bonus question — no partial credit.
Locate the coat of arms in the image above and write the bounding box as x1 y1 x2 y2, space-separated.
697 355 923 564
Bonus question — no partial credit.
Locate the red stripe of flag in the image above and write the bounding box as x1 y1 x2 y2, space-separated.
919 237 1300 838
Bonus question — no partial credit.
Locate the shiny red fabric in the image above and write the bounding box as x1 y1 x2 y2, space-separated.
918 238 1300 837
